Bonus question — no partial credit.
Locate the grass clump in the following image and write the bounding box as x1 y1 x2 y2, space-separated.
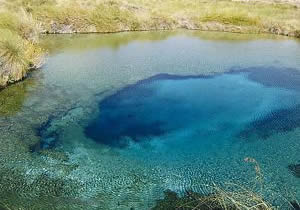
89 3 140 32
0 29 44 86
0 9 44 88
152 185 273 210
0 30 28 83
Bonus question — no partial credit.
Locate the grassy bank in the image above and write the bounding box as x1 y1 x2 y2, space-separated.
0 0 300 87
0 8 44 88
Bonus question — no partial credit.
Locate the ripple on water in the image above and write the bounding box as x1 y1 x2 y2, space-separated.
32 66 300 208
3 32 300 209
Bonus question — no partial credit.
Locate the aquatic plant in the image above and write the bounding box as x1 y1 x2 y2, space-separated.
290 200 300 210
152 184 274 210
0 75 35 116
288 163 300 178
239 105 300 140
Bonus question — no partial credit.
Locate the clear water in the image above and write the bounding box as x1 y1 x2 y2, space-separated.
1 31 300 209
85 72 300 149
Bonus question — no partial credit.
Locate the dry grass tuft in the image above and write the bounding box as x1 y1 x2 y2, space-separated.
0 7 44 87
0 30 28 76
153 184 274 210
153 158 284 210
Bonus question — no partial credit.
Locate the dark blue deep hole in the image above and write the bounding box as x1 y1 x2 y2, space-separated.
84 68 300 148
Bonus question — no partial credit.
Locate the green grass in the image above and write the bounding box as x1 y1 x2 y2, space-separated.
2 0 299 35
0 8 44 88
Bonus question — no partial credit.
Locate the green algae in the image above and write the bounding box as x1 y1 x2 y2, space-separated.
0 76 36 116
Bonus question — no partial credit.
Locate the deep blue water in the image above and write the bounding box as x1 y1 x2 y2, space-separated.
85 70 300 150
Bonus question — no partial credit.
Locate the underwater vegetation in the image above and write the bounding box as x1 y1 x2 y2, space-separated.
288 163 300 178
290 201 300 210
152 190 230 210
32 106 90 152
238 104 300 139
0 74 36 116
152 189 300 210
232 67 300 92
31 115 60 152
152 186 274 210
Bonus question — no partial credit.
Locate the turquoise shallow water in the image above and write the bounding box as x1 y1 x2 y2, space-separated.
1 31 300 209
83 70 300 198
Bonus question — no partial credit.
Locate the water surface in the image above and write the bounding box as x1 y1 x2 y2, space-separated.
1 31 300 209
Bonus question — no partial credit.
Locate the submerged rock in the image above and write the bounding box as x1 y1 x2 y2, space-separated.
288 163 300 178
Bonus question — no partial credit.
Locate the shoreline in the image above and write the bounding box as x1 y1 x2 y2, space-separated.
41 27 299 37
1 0 300 89
1 27 299 90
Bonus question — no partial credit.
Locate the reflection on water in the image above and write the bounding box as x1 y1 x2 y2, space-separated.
0 31 300 209
40 31 179 53
0 76 36 116
40 30 291 54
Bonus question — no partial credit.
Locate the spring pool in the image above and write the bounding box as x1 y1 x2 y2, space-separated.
1 31 300 209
